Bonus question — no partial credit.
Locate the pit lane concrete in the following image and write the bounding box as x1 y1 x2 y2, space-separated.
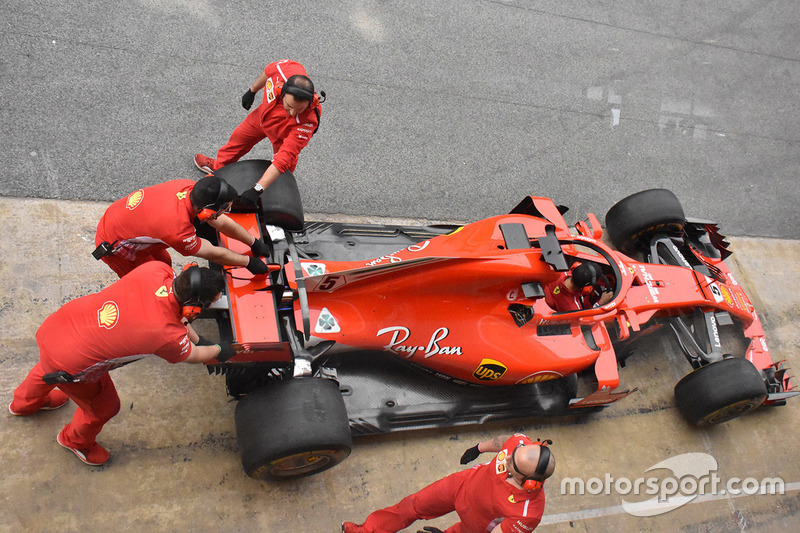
1 197 798 532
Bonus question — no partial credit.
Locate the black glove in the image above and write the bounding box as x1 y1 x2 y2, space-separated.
460 444 482 465
216 342 236 363
196 335 214 346
246 256 269 275
241 88 256 110
418 528 444 533
239 186 262 207
250 238 269 258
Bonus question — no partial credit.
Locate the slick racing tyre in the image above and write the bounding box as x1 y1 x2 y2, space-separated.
674 357 767 426
234 377 352 481
213 159 305 230
605 189 686 254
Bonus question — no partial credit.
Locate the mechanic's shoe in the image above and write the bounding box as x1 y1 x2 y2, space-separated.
57 428 110 466
342 522 364 533
9 390 70 415
193 153 216 174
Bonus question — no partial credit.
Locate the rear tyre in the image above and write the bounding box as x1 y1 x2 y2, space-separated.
674 358 767 426
234 377 352 480
214 159 305 231
605 189 686 254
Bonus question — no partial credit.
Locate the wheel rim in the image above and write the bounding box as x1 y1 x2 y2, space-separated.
268 449 349 478
703 398 764 424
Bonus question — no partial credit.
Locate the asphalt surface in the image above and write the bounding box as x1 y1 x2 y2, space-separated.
1 1 799 239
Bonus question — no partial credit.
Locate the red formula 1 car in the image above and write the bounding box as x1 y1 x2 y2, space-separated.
199 160 796 481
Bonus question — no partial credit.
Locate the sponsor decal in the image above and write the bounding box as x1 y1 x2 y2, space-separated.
98 301 119 329
709 315 721 349
407 241 430 253
719 285 733 306
366 251 404 267
366 241 431 267
473 358 508 381
266 79 275 102
179 335 191 356
315 308 340 333
302 263 326 277
669 242 692 268
518 371 563 384
506 287 519 301
155 285 169 297
126 190 144 210
553 286 562 295
377 326 463 358
182 235 197 251
638 265 660 303
496 450 508 474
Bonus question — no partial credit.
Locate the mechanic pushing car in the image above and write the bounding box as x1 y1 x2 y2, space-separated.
8 262 238 466
343 434 554 533
544 261 614 312
194 59 323 206
93 175 271 278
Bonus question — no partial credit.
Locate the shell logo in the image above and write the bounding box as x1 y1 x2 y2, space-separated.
126 190 144 210
719 285 733 306
517 371 563 384
97 301 120 329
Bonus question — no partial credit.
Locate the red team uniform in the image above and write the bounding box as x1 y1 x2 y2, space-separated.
212 59 320 173
11 261 192 451
359 434 545 533
95 179 203 277
543 272 586 312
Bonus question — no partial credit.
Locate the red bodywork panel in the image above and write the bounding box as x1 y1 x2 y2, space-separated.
216 197 789 406
218 213 291 363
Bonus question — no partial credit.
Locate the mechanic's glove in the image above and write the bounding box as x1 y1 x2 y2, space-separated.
241 88 256 110
216 342 236 363
246 256 269 275
418 528 444 533
250 237 269 258
196 335 214 346
460 443 482 465
238 186 262 207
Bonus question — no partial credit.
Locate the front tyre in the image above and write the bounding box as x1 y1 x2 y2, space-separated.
605 189 686 254
674 358 767 426
234 377 352 480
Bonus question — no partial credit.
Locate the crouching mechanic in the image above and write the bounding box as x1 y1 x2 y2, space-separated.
9 262 236 466
343 433 555 533
94 175 270 278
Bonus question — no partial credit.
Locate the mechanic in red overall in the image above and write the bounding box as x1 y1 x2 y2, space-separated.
9 262 237 466
94 175 270 278
194 59 322 206
343 433 555 533
544 262 613 312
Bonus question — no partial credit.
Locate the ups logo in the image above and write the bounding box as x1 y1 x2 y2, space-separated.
473 358 507 381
